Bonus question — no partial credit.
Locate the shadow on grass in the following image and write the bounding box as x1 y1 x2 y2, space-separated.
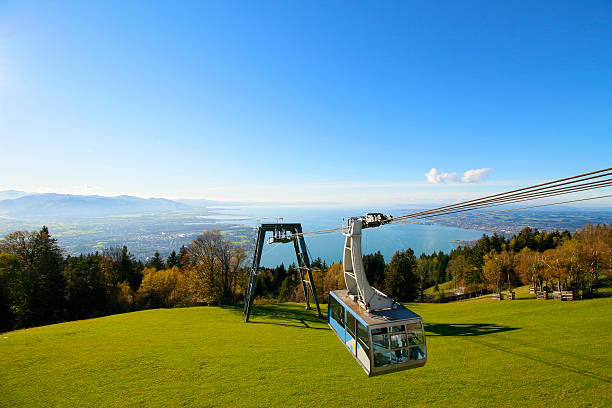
222 303 330 331
470 337 612 384
425 323 518 337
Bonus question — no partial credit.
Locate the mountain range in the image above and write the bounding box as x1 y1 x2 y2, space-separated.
0 191 193 218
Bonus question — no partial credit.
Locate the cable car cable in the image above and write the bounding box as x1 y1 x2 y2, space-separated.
389 173 612 222
392 181 612 221
287 168 612 238
390 193 612 225
390 167 612 221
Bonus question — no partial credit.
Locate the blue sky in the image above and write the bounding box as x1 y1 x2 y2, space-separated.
0 1 611 204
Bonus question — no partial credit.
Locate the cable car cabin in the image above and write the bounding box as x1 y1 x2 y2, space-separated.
328 290 427 376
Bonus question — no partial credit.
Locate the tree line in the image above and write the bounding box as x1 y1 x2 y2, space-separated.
246 224 612 304
1 223 611 332
0 228 248 332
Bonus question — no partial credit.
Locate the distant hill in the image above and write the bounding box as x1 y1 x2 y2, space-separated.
0 190 29 200
0 192 191 217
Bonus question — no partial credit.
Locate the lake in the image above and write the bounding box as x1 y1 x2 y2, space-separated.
207 206 487 267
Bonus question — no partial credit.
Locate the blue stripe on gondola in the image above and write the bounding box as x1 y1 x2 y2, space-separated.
329 315 346 342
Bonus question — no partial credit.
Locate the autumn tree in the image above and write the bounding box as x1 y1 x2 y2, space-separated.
187 228 247 305
515 248 545 291
322 262 345 302
446 254 470 289
137 266 188 308
483 250 513 296
574 223 610 293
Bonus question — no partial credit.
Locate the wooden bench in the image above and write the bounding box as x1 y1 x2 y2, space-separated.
506 291 516 300
491 293 503 300
536 291 548 300
553 291 574 301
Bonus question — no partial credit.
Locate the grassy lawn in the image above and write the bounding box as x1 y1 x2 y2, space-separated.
424 280 455 294
1 297 611 407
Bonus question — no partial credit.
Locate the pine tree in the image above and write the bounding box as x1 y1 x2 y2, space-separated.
178 245 189 268
148 252 165 271
383 249 418 302
32 226 66 325
167 250 178 269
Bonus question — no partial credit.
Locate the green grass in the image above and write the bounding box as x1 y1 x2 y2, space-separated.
1 297 611 407
424 280 455 294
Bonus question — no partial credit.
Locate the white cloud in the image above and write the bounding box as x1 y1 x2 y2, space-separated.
425 167 493 184
425 168 459 184
461 168 492 183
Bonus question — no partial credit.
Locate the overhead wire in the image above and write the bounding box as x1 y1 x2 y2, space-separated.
287 167 612 238
392 179 612 222
390 169 612 222
391 193 612 225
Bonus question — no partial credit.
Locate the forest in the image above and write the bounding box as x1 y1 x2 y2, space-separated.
1 224 611 332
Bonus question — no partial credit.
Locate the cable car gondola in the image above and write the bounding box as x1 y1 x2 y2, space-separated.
328 214 427 376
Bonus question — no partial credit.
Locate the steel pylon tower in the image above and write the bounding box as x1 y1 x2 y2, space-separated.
243 223 323 322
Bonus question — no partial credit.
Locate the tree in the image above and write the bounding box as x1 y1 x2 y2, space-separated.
383 249 418 302
0 231 37 266
102 246 141 291
434 251 450 283
323 262 345 301
148 251 165 271
187 228 247 305
574 223 609 294
557 240 583 292
515 247 545 291
447 254 470 289
483 250 503 296
363 251 385 288
483 250 513 296
416 255 434 302
178 245 189 268
119 246 141 291
64 254 106 320
279 266 299 302
0 253 24 331
27 227 66 326
137 267 187 308
167 250 179 269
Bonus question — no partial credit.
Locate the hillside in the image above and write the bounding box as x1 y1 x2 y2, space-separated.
1 297 611 407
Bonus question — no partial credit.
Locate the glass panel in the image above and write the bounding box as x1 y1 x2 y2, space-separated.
406 330 423 345
372 334 389 352
346 312 356 338
410 344 425 360
332 300 345 328
405 322 421 331
391 325 405 333
374 352 391 367
392 348 409 364
371 327 388 335
390 333 407 349
357 322 370 353
329 297 337 320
